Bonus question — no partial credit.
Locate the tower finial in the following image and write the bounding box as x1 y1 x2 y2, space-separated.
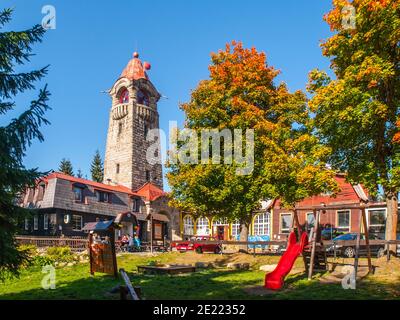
133 51 139 58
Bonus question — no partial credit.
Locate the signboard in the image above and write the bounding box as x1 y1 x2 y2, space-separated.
154 222 163 240
89 233 118 277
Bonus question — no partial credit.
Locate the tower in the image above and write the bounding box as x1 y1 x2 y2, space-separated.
103 52 163 190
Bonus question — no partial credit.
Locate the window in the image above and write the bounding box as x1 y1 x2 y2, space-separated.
137 90 149 106
24 218 29 231
144 123 149 137
116 163 120 174
119 88 129 104
132 198 140 212
118 122 123 135
145 170 150 182
37 183 46 201
95 190 110 203
280 213 292 234
231 220 240 238
253 212 271 236
73 187 83 202
183 215 194 235
306 212 315 230
368 209 386 237
337 210 350 232
43 214 49 230
196 217 210 236
33 216 38 230
72 215 83 231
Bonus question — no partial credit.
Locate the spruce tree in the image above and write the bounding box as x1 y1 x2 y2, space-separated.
90 150 104 182
76 168 83 178
0 8 50 280
59 158 74 176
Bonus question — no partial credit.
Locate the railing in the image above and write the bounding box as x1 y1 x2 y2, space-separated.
16 236 88 252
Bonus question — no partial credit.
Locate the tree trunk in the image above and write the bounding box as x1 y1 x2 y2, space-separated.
385 192 398 253
239 222 249 253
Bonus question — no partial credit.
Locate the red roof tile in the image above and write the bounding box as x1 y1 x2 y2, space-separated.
44 172 139 196
135 182 165 202
120 52 149 81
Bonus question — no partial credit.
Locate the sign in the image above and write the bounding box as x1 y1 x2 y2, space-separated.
89 234 118 277
154 222 163 240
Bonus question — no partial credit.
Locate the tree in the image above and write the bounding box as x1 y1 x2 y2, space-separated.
76 168 83 178
59 158 74 176
308 0 400 245
0 8 50 280
90 150 104 182
167 41 337 242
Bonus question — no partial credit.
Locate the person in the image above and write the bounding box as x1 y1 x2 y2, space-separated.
127 234 134 252
133 234 141 250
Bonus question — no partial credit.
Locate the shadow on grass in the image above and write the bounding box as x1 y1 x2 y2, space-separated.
0 268 264 300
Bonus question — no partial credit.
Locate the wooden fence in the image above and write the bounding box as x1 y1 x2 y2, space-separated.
16 236 88 252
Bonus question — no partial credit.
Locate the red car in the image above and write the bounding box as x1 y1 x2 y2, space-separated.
173 236 222 254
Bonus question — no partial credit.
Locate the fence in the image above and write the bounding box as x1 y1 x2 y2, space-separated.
16 236 88 252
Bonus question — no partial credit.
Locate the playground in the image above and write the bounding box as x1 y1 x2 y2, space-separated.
0 251 399 300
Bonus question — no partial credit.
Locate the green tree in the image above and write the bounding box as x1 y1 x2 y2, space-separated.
308 0 400 244
59 158 74 176
90 150 104 182
76 168 83 178
167 42 337 241
0 8 50 280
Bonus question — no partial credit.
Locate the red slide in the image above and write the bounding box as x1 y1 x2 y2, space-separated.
264 232 308 290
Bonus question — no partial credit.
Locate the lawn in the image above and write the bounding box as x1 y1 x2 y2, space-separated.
0 252 399 300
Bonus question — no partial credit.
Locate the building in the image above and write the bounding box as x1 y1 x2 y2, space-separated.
179 174 398 241
20 52 181 243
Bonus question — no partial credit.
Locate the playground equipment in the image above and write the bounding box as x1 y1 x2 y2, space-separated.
264 232 308 290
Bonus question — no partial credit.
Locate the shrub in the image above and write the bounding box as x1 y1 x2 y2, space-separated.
46 246 74 263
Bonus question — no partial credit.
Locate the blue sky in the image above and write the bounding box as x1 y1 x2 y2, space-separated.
1 0 333 190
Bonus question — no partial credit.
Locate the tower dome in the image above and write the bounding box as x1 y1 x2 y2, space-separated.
120 52 150 81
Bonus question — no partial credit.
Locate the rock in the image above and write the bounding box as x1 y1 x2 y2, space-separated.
195 262 207 268
67 262 74 267
259 264 278 272
227 263 249 270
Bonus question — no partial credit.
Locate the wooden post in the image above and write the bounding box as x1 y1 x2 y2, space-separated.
150 214 153 254
119 285 128 300
293 209 302 239
308 209 319 280
119 268 140 300
110 227 118 278
361 206 372 273
353 210 362 289
89 233 94 276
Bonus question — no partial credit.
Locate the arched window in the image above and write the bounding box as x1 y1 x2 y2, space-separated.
118 88 129 104
231 220 240 238
253 212 270 236
137 90 149 106
183 215 194 236
212 217 228 226
195 217 210 236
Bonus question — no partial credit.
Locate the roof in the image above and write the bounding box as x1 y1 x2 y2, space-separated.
135 182 166 202
120 52 150 81
43 172 139 196
82 220 114 231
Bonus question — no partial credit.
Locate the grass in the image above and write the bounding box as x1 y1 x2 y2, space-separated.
0 252 399 300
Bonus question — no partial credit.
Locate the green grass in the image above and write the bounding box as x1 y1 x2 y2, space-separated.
0 253 399 300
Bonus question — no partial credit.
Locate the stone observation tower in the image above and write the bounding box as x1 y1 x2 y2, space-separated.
103 52 163 190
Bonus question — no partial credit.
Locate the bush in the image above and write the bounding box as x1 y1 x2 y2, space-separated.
31 255 55 267
18 244 38 257
46 246 74 263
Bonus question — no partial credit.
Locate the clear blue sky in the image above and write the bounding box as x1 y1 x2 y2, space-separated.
1 0 333 190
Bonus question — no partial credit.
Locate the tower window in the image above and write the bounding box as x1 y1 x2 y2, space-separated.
118 88 129 104
137 90 149 106
144 123 149 137
118 122 123 135
145 170 150 181
116 163 120 174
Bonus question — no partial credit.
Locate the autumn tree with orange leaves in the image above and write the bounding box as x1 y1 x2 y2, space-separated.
167 42 337 242
308 0 400 244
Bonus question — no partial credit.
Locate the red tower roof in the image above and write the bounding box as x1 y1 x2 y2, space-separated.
135 182 165 202
120 52 151 81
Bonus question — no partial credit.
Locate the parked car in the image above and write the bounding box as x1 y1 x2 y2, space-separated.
326 233 385 258
321 227 345 240
173 236 222 254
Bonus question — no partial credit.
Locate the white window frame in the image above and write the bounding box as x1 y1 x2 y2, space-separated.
33 216 38 230
72 215 83 231
280 213 292 234
24 218 29 231
253 212 271 236
231 220 240 238
73 187 83 202
306 212 315 228
195 217 210 236
43 214 49 230
183 215 194 236
336 210 351 232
